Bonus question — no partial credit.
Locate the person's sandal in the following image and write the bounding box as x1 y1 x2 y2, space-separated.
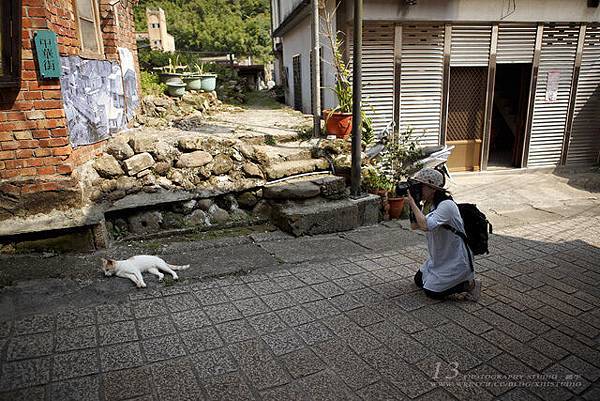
464 279 481 302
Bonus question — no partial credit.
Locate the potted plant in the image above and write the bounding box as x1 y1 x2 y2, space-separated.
376 127 423 219
183 64 204 91
199 65 218 92
158 56 186 84
322 7 353 139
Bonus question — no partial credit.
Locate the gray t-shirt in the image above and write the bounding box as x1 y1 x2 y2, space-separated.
420 199 474 292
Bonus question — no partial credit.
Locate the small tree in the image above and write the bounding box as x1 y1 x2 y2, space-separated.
378 127 423 184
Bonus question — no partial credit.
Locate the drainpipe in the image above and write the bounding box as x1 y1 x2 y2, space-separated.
311 0 321 138
350 0 363 197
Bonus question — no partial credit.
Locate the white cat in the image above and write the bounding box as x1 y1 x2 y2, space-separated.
101 255 190 288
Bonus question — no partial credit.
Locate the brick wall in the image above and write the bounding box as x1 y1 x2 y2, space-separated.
0 0 139 187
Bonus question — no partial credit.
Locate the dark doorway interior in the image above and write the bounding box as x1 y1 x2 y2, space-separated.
489 64 532 168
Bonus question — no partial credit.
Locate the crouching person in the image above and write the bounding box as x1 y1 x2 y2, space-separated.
405 168 480 301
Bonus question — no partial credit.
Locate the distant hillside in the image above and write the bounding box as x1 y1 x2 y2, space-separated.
135 0 272 62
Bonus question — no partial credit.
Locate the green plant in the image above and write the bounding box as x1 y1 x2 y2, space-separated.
322 6 352 114
264 134 276 145
361 165 395 193
140 71 166 96
361 111 375 146
193 63 205 75
378 127 424 183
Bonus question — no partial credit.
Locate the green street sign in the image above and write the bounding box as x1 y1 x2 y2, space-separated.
34 30 61 79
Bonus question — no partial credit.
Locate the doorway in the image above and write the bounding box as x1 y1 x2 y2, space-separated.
488 64 532 168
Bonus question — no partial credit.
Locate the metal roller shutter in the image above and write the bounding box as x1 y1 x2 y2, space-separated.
451 25 491 67
348 22 395 133
528 23 579 167
567 24 600 166
399 24 445 145
497 23 537 64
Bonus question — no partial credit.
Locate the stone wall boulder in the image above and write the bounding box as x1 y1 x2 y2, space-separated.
130 137 157 154
212 154 234 175
93 155 124 178
242 162 264 179
175 151 213 168
106 139 134 161
124 153 155 176
154 142 180 163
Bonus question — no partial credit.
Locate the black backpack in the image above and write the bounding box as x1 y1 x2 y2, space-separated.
442 203 493 270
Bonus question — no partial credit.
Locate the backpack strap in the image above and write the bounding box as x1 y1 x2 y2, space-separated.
442 223 474 272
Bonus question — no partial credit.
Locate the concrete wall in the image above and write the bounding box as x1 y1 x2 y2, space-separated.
272 0 306 29
346 0 600 23
280 1 337 113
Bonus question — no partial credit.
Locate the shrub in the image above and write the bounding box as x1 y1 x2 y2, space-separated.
140 71 166 97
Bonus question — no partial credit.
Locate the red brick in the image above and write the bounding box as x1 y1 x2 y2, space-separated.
42 91 63 100
23 0 44 6
22 60 36 70
1 142 19 151
33 100 62 110
32 129 51 139
52 146 72 156
0 151 15 160
51 128 68 137
24 91 43 101
0 169 20 179
46 119 66 128
0 133 12 142
13 101 35 111
26 110 46 119
30 18 48 28
45 110 65 119
22 71 38 81
4 159 24 169
34 148 52 157
23 158 44 167
16 149 35 159
56 164 73 174
37 166 56 175
18 140 39 149
7 111 26 121
43 157 63 166
27 7 46 17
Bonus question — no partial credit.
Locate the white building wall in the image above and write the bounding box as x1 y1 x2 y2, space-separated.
354 0 600 23
280 4 337 114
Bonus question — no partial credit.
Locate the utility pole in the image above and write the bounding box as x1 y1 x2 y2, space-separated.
311 0 321 138
350 0 363 196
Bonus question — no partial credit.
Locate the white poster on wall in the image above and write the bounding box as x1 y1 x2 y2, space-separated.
546 70 560 102
118 47 139 122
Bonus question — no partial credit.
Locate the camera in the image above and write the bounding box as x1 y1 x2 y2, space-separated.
395 180 422 223
395 180 422 203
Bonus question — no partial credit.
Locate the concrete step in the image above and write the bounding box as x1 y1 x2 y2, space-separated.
264 159 330 180
240 132 301 145
253 142 315 166
263 175 347 201
271 194 382 236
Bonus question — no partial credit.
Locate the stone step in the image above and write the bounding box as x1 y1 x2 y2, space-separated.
240 132 300 145
271 194 382 236
264 159 330 180
253 142 315 166
263 174 346 201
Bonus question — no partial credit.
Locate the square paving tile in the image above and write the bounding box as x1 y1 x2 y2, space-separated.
141 335 187 362
279 348 326 379
100 342 143 371
288 286 323 304
180 326 223 354
262 329 305 356
150 358 204 401
164 293 201 313
216 319 258 343
0 386 46 401
96 303 133 324
99 320 138 346
13 314 54 336
172 309 210 331
56 308 95 330
229 339 290 390
53 349 99 380
6 332 54 361
132 299 168 319
204 303 243 324
49 375 100 401
0 357 51 391
203 373 255 401
193 288 229 306
234 297 271 316
261 292 297 310
276 306 314 327
102 366 153 401
221 284 256 300
295 322 335 346
0 320 12 337
54 326 97 352
190 348 238 378
137 315 176 339
247 312 288 335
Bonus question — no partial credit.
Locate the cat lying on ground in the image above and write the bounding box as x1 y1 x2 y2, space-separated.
101 255 190 288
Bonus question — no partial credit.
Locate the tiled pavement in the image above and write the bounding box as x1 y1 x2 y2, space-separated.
1 216 599 400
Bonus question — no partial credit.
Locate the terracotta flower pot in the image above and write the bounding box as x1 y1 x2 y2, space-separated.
323 109 352 139
388 197 405 220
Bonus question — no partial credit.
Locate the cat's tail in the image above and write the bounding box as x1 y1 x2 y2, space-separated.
168 263 190 270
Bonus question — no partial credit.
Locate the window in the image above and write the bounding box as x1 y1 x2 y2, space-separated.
74 0 103 57
0 0 21 88
151 23 160 29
